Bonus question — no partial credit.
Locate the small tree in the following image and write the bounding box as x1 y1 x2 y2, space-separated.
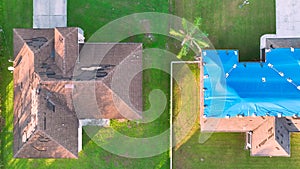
170 17 209 59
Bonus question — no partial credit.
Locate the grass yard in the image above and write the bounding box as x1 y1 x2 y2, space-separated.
68 0 169 40
174 132 300 169
172 0 276 61
172 63 200 150
0 0 171 168
0 1 33 168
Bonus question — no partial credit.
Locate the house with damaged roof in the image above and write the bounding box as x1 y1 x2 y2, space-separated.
201 44 300 157
199 0 300 157
200 30 300 157
13 27 143 158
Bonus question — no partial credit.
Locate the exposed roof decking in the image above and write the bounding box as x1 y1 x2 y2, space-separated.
74 43 143 119
13 28 54 57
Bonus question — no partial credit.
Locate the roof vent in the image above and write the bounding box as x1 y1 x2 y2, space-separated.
47 100 55 112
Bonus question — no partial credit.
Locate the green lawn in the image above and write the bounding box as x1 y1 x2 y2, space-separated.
0 1 33 168
172 63 200 150
173 0 276 61
68 0 169 39
0 0 171 168
174 132 300 169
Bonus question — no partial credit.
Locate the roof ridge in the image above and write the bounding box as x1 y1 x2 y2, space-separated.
13 28 54 55
99 43 142 119
14 130 77 158
101 81 142 120
13 29 33 54
14 129 38 158
31 30 55 54
100 43 142 82
275 117 290 131
275 137 290 155
274 117 291 155
55 27 78 41
40 130 78 158
55 27 79 76
250 117 290 156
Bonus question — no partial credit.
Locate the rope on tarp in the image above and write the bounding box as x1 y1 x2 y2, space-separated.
268 63 300 90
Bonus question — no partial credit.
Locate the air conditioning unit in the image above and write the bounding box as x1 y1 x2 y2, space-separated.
245 131 252 149
78 28 85 44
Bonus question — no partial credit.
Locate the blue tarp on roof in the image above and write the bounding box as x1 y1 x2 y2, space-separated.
203 48 300 118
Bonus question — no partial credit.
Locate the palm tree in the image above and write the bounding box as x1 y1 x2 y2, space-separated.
170 17 209 59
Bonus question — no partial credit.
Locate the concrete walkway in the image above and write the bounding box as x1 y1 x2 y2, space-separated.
33 0 67 28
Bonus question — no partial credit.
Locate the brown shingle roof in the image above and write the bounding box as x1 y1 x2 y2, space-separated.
14 131 77 158
251 117 290 156
13 28 143 158
201 116 270 132
73 43 143 119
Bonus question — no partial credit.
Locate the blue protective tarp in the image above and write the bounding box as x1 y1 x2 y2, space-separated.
203 49 300 118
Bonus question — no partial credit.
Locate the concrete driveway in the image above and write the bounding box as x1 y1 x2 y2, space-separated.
276 0 300 36
33 0 67 28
